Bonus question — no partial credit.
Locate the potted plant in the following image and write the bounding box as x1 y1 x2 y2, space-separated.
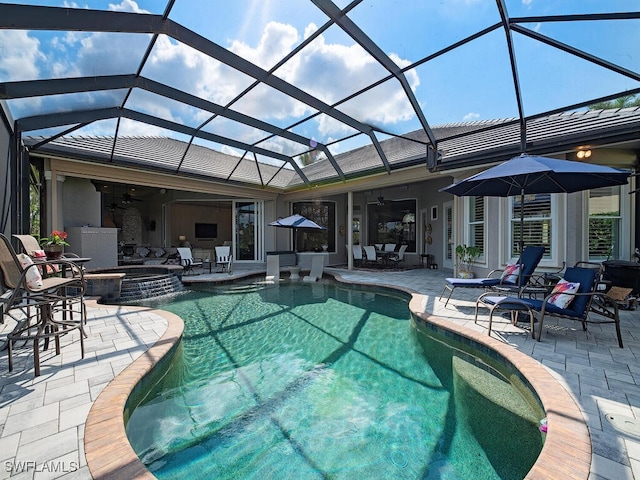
40 230 70 260
455 244 481 278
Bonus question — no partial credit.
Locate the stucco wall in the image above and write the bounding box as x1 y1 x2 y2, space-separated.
0 104 13 238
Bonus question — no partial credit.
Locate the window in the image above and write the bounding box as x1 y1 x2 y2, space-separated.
367 199 417 252
292 202 335 252
588 186 621 260
510 194 552 258
467 196 485 260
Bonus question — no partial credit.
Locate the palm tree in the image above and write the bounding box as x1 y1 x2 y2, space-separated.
589 94 640 110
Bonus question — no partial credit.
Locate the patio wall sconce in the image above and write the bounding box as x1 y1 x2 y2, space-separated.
576 149 592 159
178 235 186 241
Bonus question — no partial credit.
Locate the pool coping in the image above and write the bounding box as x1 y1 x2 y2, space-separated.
84 300 184 480
331 273 591 480
84 275 590 480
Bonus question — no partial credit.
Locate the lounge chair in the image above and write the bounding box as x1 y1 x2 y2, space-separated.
303 255 324 282
215 246 233 274
474 262 623 347
1 233 86 376
265 254 280 282
177 247 203 275
439 246 545 307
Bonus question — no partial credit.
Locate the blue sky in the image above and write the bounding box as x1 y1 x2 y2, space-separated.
1 0 638 165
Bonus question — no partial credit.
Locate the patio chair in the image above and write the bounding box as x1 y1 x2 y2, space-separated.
1 233 86 376
362 245 381 268
384 243 396 252
348 245 364 267
474 262 623 347
177 247 203 275
440 246 545 307
388 244 408 266
13 234 41 256
214 246 233 274
303 255 324 282
265 254 280 282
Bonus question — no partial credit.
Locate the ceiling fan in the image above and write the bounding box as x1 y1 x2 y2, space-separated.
121 192 143 204
107 201 126 212
120 185 143 204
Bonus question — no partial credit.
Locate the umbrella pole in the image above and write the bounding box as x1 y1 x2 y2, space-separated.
519 188 525 287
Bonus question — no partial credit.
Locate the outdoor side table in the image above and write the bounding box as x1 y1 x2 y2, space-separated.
288 266 301 281
202 260 213 274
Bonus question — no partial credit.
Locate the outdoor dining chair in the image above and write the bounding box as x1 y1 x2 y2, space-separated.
1 233 86 376
362 245 380 268
388 244 408 266
350 245 364 267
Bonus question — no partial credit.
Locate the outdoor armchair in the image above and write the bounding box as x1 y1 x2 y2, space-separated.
177 247 203 275
215 246 233 274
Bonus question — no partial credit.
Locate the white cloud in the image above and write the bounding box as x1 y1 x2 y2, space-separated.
230 21 299 70
0 30 44 81
2 10 419 158
220 145 242 157
463 112 480 122
108 0 149 14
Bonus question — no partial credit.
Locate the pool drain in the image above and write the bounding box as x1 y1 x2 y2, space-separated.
391 450 408 469
606 413 640 437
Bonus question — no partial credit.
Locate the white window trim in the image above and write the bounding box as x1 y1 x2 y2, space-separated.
503 193 565 268
583 183 631 260
463 196 487 267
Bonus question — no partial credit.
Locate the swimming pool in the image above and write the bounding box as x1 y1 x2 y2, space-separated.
125 280 544 479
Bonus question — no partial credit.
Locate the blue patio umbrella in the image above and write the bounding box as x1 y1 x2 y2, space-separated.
440 154 630 280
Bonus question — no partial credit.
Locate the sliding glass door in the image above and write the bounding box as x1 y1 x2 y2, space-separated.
234 201 264 262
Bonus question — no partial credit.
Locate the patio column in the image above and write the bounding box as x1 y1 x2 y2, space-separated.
347 191 353 270
44 170 65 233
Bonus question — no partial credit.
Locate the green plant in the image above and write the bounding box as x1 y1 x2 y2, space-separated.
455 244 481 271
40 230 70 247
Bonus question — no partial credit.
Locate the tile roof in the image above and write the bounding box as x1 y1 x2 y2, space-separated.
24 107 640 191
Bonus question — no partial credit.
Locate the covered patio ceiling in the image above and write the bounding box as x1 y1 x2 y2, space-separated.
1 1 639 189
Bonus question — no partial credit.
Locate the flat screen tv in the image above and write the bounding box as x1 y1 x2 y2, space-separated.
195 222 217 239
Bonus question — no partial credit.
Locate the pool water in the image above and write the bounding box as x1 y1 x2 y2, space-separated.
126 280 543 479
